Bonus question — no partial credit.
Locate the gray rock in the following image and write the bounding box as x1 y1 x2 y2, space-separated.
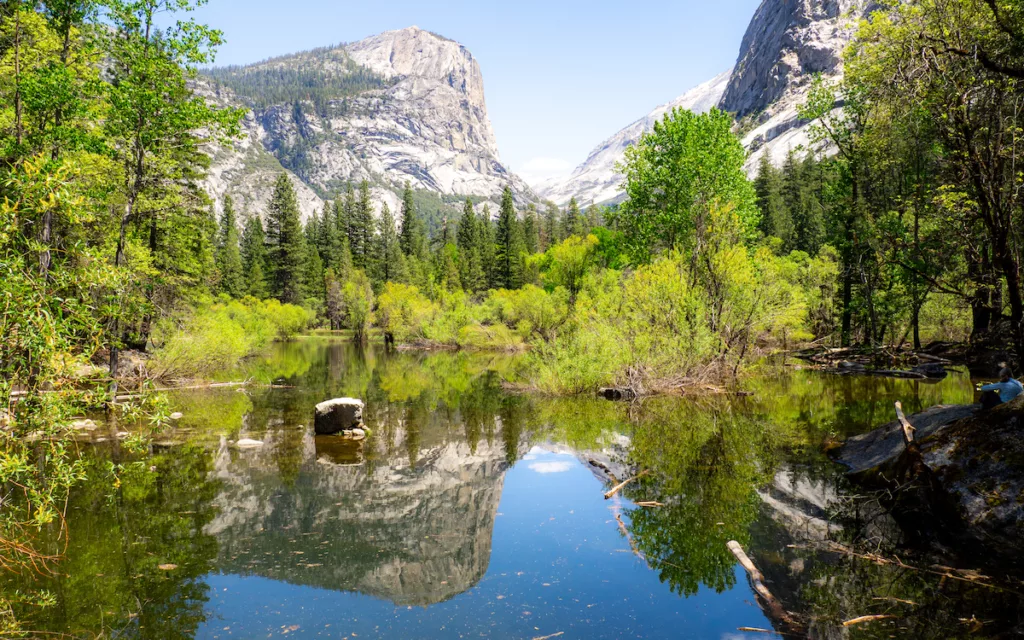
835 404 977 476
314 398 364 435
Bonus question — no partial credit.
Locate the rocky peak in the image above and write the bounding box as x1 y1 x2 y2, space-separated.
720 0 868 119
347 26 488 113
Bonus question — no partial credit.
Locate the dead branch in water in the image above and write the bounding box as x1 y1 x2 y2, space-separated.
727 540 804 634
603 470 648 500
843 614 896 627
615 513 644 560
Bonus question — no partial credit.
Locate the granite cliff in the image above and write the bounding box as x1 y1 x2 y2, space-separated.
538 0 872 205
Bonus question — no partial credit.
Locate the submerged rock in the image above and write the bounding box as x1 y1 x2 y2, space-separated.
314 398 364 435
236 438 264 448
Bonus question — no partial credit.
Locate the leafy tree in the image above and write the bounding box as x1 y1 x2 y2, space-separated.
541 234 599 304
266 174 305 304
341 269 374 341
493 186 524 289
216 195 245 297
101 0 242 377
613 107 758 264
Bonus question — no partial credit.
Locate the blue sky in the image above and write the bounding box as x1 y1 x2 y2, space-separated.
187 0 762 184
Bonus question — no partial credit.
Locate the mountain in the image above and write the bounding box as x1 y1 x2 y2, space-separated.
206 426 520 605
201 26 533 222
537 0 871 206
537 70 733 207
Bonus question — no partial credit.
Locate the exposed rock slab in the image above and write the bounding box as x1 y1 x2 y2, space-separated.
835 404 978 476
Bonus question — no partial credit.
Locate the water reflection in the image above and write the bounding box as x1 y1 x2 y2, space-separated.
10 339 1022 638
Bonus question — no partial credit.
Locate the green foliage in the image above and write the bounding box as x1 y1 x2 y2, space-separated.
375 283 437 344
492 186 524 289
216 195 245 297
203 46 392 111
371 202 407 288
266 175 306 304
150 297 311 379
613 107 759 264
535 234 600 302
240 214 270 298
340 268 374 342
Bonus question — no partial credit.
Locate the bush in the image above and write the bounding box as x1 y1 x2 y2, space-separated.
150 297 312 379
376 283 437 343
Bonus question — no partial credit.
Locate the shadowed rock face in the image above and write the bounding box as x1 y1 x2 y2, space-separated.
205 429 513 605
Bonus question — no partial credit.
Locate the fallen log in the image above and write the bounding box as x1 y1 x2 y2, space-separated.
843 614 895 627
603 470 648 500
727 540 803 633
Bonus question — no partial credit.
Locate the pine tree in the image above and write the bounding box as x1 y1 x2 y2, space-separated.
754 154 793 249
302 238 325 303
241 214 269 298
371 202 407 286
494 186 524 289
349 181 374 268
399 182 426 259
266 174 306 304
792 154 827 254
457 198 485 292
542 202 560 249
478 204 497 290
584 204 601 231
523 203 540 255
563 197 583 238
216 195 245 297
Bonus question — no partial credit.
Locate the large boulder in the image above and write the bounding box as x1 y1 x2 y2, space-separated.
314 398 364 435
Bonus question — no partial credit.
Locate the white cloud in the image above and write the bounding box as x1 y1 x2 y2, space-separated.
515 157 574 189
528 461 574 474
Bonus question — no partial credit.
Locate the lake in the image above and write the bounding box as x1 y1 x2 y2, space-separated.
10 337 1024 638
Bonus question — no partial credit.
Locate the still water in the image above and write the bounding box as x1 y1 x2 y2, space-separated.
12 337 1024 638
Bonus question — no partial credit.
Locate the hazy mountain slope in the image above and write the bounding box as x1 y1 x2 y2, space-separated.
537 70 732 206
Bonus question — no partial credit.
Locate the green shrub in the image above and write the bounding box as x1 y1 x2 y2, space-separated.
376 282 437 343
150 297 312 379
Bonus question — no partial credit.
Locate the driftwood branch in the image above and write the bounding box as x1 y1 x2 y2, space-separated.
603 470 648 500
727 540 804 633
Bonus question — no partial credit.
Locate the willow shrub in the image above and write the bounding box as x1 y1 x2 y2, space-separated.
523 225 836 394
150 297 312 379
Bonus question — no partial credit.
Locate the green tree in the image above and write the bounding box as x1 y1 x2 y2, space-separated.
457 198 485 292
349 181 374 268
101 0 241 378
613 107 758 264
216 195 245 297
754 154 793 249
478 203 496 289
542 201 561 248
563 197 584 238
372 201 407 286
523 203 540 255
241 214 269 298
399 182 426 260
266 174 305 304
493 186 524 289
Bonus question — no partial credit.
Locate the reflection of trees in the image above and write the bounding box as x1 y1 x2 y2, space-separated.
12 444 221 638
623 397 779 596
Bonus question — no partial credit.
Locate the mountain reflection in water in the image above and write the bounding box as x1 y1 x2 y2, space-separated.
10 338 1024 639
